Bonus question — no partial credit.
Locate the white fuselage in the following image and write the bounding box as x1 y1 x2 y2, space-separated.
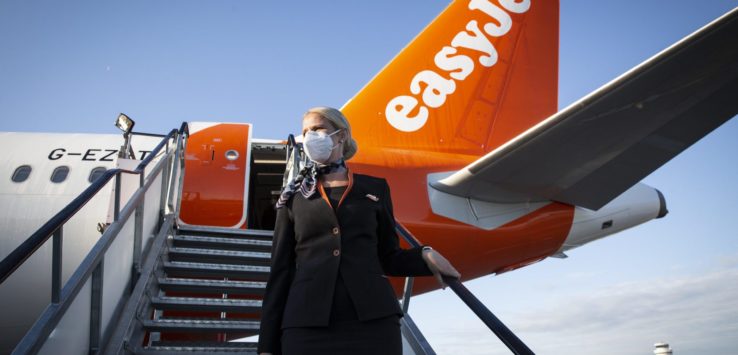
0 132 161 353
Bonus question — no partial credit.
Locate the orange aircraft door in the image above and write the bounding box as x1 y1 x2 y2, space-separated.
179 122 252 228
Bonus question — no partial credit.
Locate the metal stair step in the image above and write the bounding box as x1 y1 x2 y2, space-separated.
138 348 256 355
140 341 257 355
142 318 260 332
150 341 258 348
172 235 272 252
167 247 271 266
177 225 274 240
162 261 270 280
158 277 267 295
150 296 262 313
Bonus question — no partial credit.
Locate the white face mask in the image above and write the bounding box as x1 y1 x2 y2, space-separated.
303 129 342 164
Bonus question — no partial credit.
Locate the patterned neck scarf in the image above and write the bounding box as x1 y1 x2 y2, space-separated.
276 159 346 209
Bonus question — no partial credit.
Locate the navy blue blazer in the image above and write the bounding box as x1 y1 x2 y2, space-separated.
256 172 433 354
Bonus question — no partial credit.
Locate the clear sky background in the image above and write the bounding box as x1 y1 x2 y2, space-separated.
1 1 737 354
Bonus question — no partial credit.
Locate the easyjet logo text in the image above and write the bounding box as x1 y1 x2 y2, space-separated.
385 0 530 132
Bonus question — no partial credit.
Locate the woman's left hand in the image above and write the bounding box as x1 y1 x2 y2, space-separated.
421 248 461 289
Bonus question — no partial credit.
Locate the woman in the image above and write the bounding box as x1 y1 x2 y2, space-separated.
257 107 460 355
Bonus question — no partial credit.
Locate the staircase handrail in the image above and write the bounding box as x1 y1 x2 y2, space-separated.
394 222 535 355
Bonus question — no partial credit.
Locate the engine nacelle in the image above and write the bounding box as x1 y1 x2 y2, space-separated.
557 182 668 253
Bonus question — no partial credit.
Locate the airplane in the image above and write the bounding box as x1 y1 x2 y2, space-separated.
1 0 737 353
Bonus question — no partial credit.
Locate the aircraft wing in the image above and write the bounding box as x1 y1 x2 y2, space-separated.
431 7 738 211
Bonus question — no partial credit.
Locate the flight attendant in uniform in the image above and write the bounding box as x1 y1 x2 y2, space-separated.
257 106 460 355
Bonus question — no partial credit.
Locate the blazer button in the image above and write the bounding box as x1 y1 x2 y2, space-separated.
333 249 340 256
332 227 340 235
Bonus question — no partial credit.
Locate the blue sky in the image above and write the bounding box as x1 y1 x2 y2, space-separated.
1 1 737 354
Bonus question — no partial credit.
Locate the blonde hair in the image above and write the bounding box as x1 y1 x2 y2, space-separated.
303 106 358 160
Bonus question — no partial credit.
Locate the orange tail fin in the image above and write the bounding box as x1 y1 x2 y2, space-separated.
343 0 558 169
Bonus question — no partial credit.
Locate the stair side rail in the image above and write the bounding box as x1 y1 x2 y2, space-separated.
0 123 189 355
395 222 535 355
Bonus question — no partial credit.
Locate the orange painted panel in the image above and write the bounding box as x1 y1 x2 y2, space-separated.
180 123 251 227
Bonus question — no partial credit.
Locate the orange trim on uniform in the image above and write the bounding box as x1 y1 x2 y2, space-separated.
317 168 354 211
337 171 354 209
317 182 331 207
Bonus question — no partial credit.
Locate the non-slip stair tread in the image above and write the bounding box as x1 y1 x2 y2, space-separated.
141 344 257 355
141 347 255 354
143 318 261 327
163 261 270 272
141 319 260 332
168 247 271 258
150 341 258 348
157 315 260 322
141 319 261 338
138 348 256 355
173 235 272 247
162 261 270 280
176 225 274 237
166 248 272 266
158 277 267 288
150 296 262 312
139 349 256 355
151 296 262 307
157 277 267 294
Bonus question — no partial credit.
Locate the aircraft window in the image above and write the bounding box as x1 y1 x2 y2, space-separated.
11 165 32 183
50 166 70 183
88 167 107 183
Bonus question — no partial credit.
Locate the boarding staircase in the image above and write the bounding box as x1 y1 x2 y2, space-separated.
109 225 271 354
0 123 534 355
